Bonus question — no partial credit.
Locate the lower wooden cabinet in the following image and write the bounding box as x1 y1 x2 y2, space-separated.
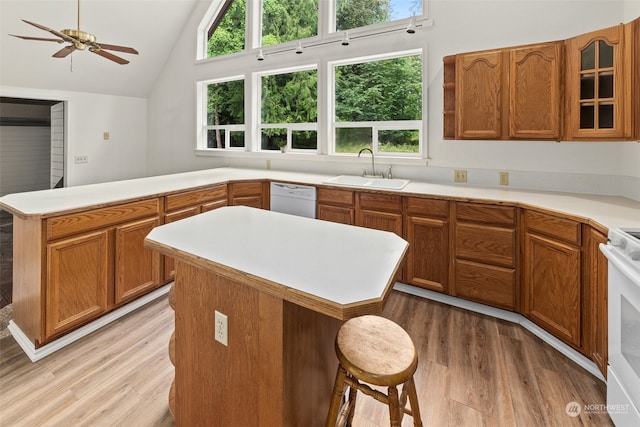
523 211 582 348
452 202 518 311
317 188 355 225
404 197 450 293
228 181 267 208
115 217 161 304
584 227 608 377
46 230 109 338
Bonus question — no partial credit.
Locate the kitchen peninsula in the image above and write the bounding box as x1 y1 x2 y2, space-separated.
144 206 408 425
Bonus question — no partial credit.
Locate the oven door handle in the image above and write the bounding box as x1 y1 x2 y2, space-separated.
600 243 640 287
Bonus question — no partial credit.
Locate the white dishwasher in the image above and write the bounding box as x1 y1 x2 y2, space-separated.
270 182 317 218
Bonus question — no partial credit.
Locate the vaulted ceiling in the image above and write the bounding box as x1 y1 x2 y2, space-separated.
0 0 200 98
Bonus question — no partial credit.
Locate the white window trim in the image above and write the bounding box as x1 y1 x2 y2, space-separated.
197 75 246 151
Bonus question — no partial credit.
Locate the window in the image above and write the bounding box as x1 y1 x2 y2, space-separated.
332 52 423 156
204 78 245 149
260 68 318 151
336 0 422 32
262 0 318 47
206 0 246 58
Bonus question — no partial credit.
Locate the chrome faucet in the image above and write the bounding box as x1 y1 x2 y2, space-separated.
358 148 383 178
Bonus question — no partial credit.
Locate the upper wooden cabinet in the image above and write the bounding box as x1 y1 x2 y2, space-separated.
448 42 562 140
455 50 505 139
565 21 638 140
445 17 639 141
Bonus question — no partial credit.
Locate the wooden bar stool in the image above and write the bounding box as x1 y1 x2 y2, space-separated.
326 315 423 427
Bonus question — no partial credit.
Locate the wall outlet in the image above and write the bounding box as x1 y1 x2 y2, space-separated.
74 155 88 164
499 171 509 186
214 310 228 346
454 169 467 183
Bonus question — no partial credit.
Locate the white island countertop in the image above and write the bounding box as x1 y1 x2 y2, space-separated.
145 206 408 319
1 167 639 230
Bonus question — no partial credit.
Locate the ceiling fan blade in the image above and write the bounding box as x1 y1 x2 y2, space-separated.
53 45 76 58
10 34 64 43
95 43 138 55
21 19 77 44
92 48 129 65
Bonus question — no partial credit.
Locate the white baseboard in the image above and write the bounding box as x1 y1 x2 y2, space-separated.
8 284 171 363
393 282 606 383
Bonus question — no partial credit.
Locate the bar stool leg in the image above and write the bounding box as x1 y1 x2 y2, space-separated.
407 377 423 427
345 376 358 426
326 365 348 427
388 385 402 427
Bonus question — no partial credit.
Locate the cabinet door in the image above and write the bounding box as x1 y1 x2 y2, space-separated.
509 42 563 139
456 50 504 139
406 216 449 293
115 217 161 304
357 210 402 236
317 204 354 225
46 231 109 338
524 233 581 348
585 227 608 377
565 24 630 139
229 182 265 209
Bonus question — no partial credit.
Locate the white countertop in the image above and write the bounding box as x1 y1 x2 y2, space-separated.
145 206 408 309
1 167 639 230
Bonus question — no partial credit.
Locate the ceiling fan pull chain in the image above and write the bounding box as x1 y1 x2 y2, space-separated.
70 53 73 72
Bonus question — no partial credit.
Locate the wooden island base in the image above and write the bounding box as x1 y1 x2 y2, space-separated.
174 260 341 426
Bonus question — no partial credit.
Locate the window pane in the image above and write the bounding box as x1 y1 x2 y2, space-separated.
379 130 419 153
262 0 318 47
208 129 226 149
261 129 287 150
292 130 317 149
599 40 614 68
335 128 372 153
207 80 245 126
207 0 246 58
261 70 317 124
336 0 422 32
230 131 245 148
581 42 596 71
335 55 422 122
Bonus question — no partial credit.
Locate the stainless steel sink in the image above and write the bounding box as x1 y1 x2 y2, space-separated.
324 175 410 190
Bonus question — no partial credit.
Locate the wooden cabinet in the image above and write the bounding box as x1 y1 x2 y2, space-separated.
228 181 267 208
43 198 161 341
446 17 639 141
455 50 505 139
523 210 582 348
317 187 355 225
583 226 608 377
163 184 227 282
509 42 563 139
46 230 109 338
565 20 637 140
356 192 403 236
115 217 161 304
453 203 518 310
404 197 450 293
449 42 562 140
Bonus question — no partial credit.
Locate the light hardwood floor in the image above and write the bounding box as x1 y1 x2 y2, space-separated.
0 290 611 426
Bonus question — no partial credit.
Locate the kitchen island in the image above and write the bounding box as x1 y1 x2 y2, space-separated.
144 206 408 426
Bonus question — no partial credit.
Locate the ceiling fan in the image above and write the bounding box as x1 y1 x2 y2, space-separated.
10 0 138 65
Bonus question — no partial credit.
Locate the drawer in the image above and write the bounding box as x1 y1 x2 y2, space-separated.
317 188 354 207
526 210 581 245
455 223 516 268
406 197 449 219
47 198 160 240
454 259 516 311
165 185 226 212
358 192 402 213
456 202 516 226
230 181 264 197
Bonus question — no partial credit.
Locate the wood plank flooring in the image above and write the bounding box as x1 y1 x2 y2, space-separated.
0 290 612 426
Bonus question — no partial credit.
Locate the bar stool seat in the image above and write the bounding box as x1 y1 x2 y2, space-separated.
326 315 423 427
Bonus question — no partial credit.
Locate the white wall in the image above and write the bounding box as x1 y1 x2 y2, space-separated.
0 87 148 187
0 126 50 196
146 0 640 200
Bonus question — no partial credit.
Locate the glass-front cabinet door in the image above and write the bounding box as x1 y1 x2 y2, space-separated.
566 24 632 140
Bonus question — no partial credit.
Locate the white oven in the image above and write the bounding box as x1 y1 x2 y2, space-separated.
600 228 640 426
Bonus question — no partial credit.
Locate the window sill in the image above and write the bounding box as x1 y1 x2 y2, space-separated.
194 149 429 166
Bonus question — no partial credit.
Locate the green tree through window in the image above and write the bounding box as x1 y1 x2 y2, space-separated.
207 0 246 58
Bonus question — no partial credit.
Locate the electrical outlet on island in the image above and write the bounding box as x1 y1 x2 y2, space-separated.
214 310 228 346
